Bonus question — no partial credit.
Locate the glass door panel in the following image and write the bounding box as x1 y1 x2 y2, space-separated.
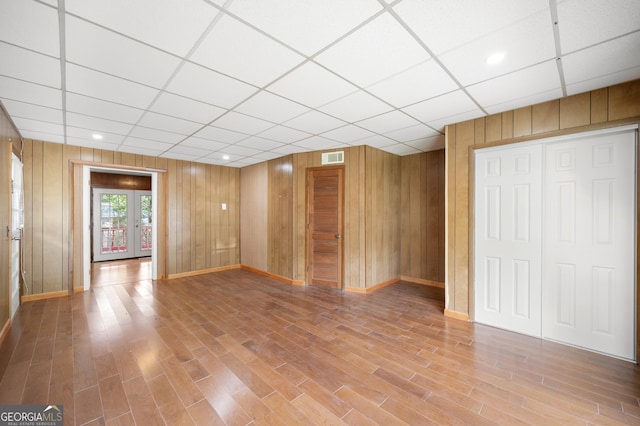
135 191 152 257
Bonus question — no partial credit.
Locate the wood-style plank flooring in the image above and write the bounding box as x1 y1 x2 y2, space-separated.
1 259 639 425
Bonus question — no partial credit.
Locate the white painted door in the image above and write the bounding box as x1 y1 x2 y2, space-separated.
10 153 23 319
475 143 543 337
93 189 152 262
542 130 636 360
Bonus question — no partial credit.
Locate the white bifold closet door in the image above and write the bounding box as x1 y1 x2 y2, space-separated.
475 144 543 337
542 130 636 360
475 127 636 361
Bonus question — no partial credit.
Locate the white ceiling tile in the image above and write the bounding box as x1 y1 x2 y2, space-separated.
257 125 311 143
12 117 63 136
66 137 121 151
222 145 262 156
203 152 242 163
380 143 420 156
440 10 556 86
402 90 481 125
405 135 445 152
228 0 382 55
149 92 225 124
137 111 203 136
395 0 549 55
66 64 159 109
180 137 230 151
211 111 275 134
558 0 640 53
251 151 285 161
0 76 62 109
66 127 126 145
121 137 174 151
283 110 346 134
166 62 257 108
66 112 134 135
66 93 144 124
562 33 640 89
65 16 181 88
426 109 487 131
320 125 375 143
233 157 266 166
565 68 640 97
352 134 395 148
0 43 61 88
20 131 64 144
65 0 219 56
318 90 393 123
190 15 304 87
235 91 310 123
271 144 311 155
193 125 248 144
236 137 284 151
355 110 420 134
120 145 166 157
384 123 440 143
0 99 63 124
466 60 561 111
366 60 458 108
159 152 201 162
315 13 429 87
0 1 59 56
267 62 358 108
166 145 213 158
293 136 347 150
129 126 185 143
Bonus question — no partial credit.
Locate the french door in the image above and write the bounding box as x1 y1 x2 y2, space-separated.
93 189 152 262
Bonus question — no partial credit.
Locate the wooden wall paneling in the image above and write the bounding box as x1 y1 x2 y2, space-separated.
230 168 240 265
268 156 293 279
399 155 411 276
474 118 486 144
513 106 532 137
560 93 591 129
609 80 640 120
532 100 560 134
31 140 44 294
22 140 33 297
501 110 514 139
100 150 114 165
71 163 84 290
437 149 446 283
425 151 443 281
591 88 608 123
351 146 366 289
62 145 81 291
486 114 502 143
80 148 94 162
291 154 309 282
204 164 212 268
182 162 192 272
194 163 206 271
240 163 268 272
445 126 456 311
172 160 181 274
0 141 10 324
120 152 136 167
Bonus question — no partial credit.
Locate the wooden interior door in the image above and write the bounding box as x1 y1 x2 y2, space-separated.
307 167 343 288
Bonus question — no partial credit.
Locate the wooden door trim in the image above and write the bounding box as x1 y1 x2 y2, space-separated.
305 166 345 289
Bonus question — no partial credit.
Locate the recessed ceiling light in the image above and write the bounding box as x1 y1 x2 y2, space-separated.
92 133 103 140
486 52 505 65
222 154 230 160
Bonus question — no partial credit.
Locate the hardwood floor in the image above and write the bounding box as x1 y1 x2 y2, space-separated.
1 267 639 425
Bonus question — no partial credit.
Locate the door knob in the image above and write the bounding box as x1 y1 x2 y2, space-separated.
335 234 341 239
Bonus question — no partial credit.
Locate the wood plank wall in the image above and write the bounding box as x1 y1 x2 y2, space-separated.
400 150 445 283
21 139 240 295
267 155 294 278
445 79 640 318
240 162 268 271
0 104 20 331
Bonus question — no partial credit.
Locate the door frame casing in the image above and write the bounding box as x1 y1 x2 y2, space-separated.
305 166 345 289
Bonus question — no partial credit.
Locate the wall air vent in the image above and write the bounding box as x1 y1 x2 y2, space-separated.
321 151 344 165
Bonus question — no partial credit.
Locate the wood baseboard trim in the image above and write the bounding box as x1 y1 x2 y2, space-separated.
0 319 10 350
346 276 400 294
399 276 445 288
240 265 305 286
21 290 69 303
168 264 241 279
73 286 84 293
444 309 470 321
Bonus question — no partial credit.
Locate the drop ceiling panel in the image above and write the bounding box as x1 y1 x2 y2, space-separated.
149 92 225 124
227 0 383 56
119 145 166 157
257 125 311 143
406 135 445 152
557 0 640 53
267 62 358 108
439 10 556 86
128 126 185 144
0 76 62 109
66 64 159 109
66 93 144 124
402 90 481 127
271 144 311 155
384 124 440 143
121 137 174 151
235 91 310 124
0 99 63 124
235 137 284 151
293 136 346 150
190 15 304 87
66 136 120 150
381 143 421 156
318 90 393 123
164 145 211 158
66 126 125 145
65 16 181 88
320 125 376 143
65 112 133 135
466 60 562 111
355 134 395 148
315 13 429 87
395 0 549 55
283 110 346 134
193 125 248 144
221 145 262 156
0 1 59 56
166 62 257 108
211 111 275 135
65 0 219 56
562 33 640 90
366 60 459 108
355 110 421 134
137 111 203 136
12 117 63 136
180 137 229 151
20 131 64 144
0 43 61 88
